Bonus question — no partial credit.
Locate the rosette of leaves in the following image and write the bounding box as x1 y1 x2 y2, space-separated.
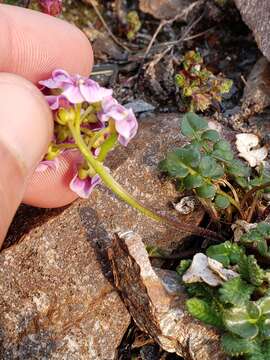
240 222 270 258
179 242 270 359
175 50 233 112
159 113 250 214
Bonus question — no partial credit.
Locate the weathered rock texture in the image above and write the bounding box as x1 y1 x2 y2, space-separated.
1 114 204 359
109 232 225 360
235 0 270 62
139 0 195 19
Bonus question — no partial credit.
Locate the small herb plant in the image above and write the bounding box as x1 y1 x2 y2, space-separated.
179 223 270 359
175 50 233 112
159 112 270 221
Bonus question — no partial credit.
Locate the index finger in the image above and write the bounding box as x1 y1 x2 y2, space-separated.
0 4 93 83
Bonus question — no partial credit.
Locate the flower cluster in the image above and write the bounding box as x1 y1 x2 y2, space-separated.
38 69 138 198
38 0 62 16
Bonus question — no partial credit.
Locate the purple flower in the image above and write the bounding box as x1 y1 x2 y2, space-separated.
39 69 113 104
38 0 62 16
69 174 101 199
46 95 70 110
99 97 138 146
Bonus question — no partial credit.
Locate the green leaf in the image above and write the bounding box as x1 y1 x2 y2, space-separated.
196 183 216 199
206 241 244 267
227 159 251 178
260 318 270 339
258 296 270 316
257 223 270 237
219 277 254 306
214 139 232 152
238 255 265 287
235 176 250 189
183 174 203 189
222 333 254 356
246 302 261 320
215 194 230 209
199 155 224 179
241 230 263 244
257 241 269 257
158 152 189 178
180 112 208 138
241 229 269 257
212 140 234 162
224 306 259 339
145 245 166 258
181 145 201 167
176 259 192 277
185 283 213 299
240 229 268 256
261 341 270 359
201 129 220 142
186 298 223 328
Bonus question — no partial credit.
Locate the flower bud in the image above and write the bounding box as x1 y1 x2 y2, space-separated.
56 108 76 126
38 0 62 16
45 144 61 161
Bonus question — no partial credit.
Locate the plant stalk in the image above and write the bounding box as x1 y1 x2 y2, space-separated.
68 121 224 241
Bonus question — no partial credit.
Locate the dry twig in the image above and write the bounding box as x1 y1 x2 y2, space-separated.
144 0 205 59
85 0 131 52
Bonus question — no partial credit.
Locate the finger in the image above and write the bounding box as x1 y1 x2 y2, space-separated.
23 151 81 208
0 4 94 208
0 4 94 82
0 73 53 245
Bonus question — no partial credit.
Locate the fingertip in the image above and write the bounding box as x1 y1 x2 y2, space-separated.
0 4 94 82
23 151 80 208
0 73 53 243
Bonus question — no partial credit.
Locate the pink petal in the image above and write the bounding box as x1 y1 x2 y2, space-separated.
69 174 101 199
46 95 70 110
115 109 138 146
80 82 113 104
62 85 85 104
39 69 73 89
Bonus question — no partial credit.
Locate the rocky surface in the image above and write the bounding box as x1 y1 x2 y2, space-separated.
109 232 225 360
235 0 270 62
139 0 194 19
1 114 204 359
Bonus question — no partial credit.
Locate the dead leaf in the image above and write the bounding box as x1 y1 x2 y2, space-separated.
236 133 268 167
232 220 257 242
182 253 238 286
173 196 196 214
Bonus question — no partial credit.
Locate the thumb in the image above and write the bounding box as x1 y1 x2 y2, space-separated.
0 73 53 245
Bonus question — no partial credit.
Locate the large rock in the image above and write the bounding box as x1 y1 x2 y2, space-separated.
235 0 270 62
1 114 204 359
109 232 225 360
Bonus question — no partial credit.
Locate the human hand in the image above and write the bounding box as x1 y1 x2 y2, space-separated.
0 4 93 243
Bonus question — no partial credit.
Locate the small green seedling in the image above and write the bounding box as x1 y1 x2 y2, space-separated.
175 50 233 112
159 112 270 221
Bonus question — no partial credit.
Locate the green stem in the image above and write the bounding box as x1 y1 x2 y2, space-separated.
55 143 78 150
68 122 161 222
97 133 118 162
216 188 243 216
67 122 224 241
